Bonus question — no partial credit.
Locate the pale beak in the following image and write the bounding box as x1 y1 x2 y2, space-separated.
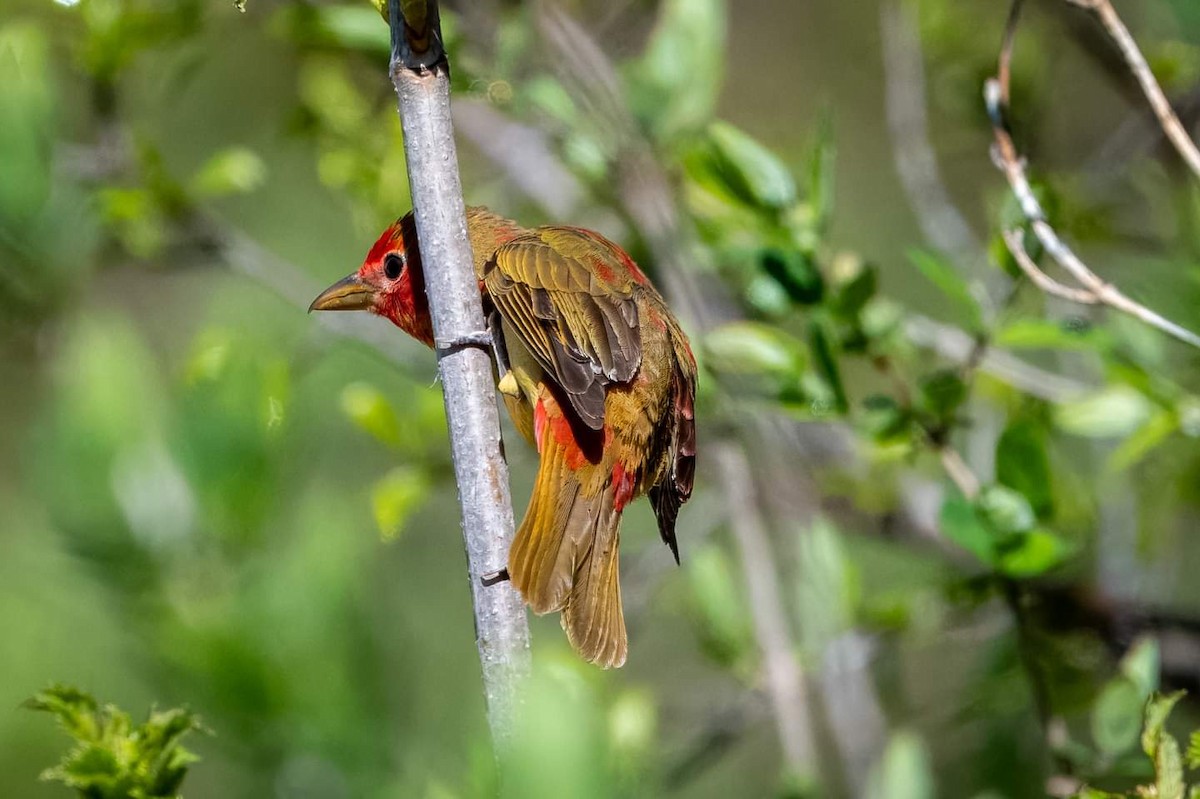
309 274 375 312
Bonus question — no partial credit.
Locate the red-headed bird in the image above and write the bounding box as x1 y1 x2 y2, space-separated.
311 207 696 667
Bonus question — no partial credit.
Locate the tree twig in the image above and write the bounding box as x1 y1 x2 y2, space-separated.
987 0 1200 350
386 0 529 749
1066 0 1200 179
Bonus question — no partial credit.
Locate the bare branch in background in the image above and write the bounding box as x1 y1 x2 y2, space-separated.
714 443 816 776
880 0 984 266
386 0 530 748
1066 0 1200 179
902 315 1090 401
987 0 1200 350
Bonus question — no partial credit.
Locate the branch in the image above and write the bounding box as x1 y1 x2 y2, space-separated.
713 443 816 778
386 0 529 748
1066 0 1200 179
880 0 984 265
987 0 1200 350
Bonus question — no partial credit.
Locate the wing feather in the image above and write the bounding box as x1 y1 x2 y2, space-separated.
484 231 643 430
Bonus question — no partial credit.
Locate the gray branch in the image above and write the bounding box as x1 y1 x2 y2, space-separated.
386 0 530 748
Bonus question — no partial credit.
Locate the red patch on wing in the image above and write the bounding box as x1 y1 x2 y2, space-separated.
612 461 638 512
534 397 548 452
536 394 593 470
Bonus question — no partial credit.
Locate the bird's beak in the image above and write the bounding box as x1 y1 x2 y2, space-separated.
309 274 376 313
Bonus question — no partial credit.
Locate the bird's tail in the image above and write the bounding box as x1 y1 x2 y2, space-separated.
507 434 627 669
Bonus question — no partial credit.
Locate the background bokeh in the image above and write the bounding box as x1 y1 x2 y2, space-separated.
5 0 1200 797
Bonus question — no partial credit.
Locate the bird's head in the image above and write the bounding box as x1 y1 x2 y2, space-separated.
309 213 434 346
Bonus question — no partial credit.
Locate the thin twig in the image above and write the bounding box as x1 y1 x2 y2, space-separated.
987 1 1200 349
939 446 981 500
1000 229 1099 304
1066 0 1200 179
386 0 530 749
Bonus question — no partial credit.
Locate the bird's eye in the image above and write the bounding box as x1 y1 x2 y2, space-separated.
384 253 404 280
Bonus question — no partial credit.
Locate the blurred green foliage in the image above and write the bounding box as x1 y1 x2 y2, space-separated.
5 0 1200 797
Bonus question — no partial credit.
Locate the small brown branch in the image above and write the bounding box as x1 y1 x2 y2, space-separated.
938 446 981 500
987 1 1200 349
1000 229 1099 304
1066 0 1200 179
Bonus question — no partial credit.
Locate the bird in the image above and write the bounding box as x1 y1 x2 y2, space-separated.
310 207 696 667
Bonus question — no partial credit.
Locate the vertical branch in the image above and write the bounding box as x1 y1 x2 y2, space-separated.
714 443 816 780
386 0 530 747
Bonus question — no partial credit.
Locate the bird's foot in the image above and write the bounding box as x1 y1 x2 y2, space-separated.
435 330 492 353
481 567 510 586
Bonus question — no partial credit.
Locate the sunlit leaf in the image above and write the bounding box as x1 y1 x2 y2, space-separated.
704 321 806 377
975 485 1035 535
340 382 401 448
191 147 266 197
1055 386 1153 438
706 121 797 211
370 467 429 541
996 529 1073 577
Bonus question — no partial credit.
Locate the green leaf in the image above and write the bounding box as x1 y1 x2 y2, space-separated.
191 147 266 197
806 117 836 234
1157 733 1186 799
996 420 1053 518
939 494 995 566
865 731 934 799
1108 410 1178 472
629 0 725 141
808 318 847 414
706 121 798 211
370 467 429 541
975 485 1035 535
831 262 877 318
907 250 984 333
996 529 1073 577
1143 691 1186 759
918 369 967 423
861 394 912 443
994 318 1106 352
1186 729 1200 769
28 685 204 798
704 322 805 376
1055 386 1153 438
1092 678 1144 755
1120 637 1161 699
340 382 401 448
761 249 824 305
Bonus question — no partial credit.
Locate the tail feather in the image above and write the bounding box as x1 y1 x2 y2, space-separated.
508 438 628 668
562 485 626 668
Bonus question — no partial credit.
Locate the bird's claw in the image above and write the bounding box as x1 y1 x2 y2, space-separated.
435 330 493 352
481 567 510 586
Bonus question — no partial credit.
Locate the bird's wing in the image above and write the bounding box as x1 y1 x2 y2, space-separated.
484 229 643 430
